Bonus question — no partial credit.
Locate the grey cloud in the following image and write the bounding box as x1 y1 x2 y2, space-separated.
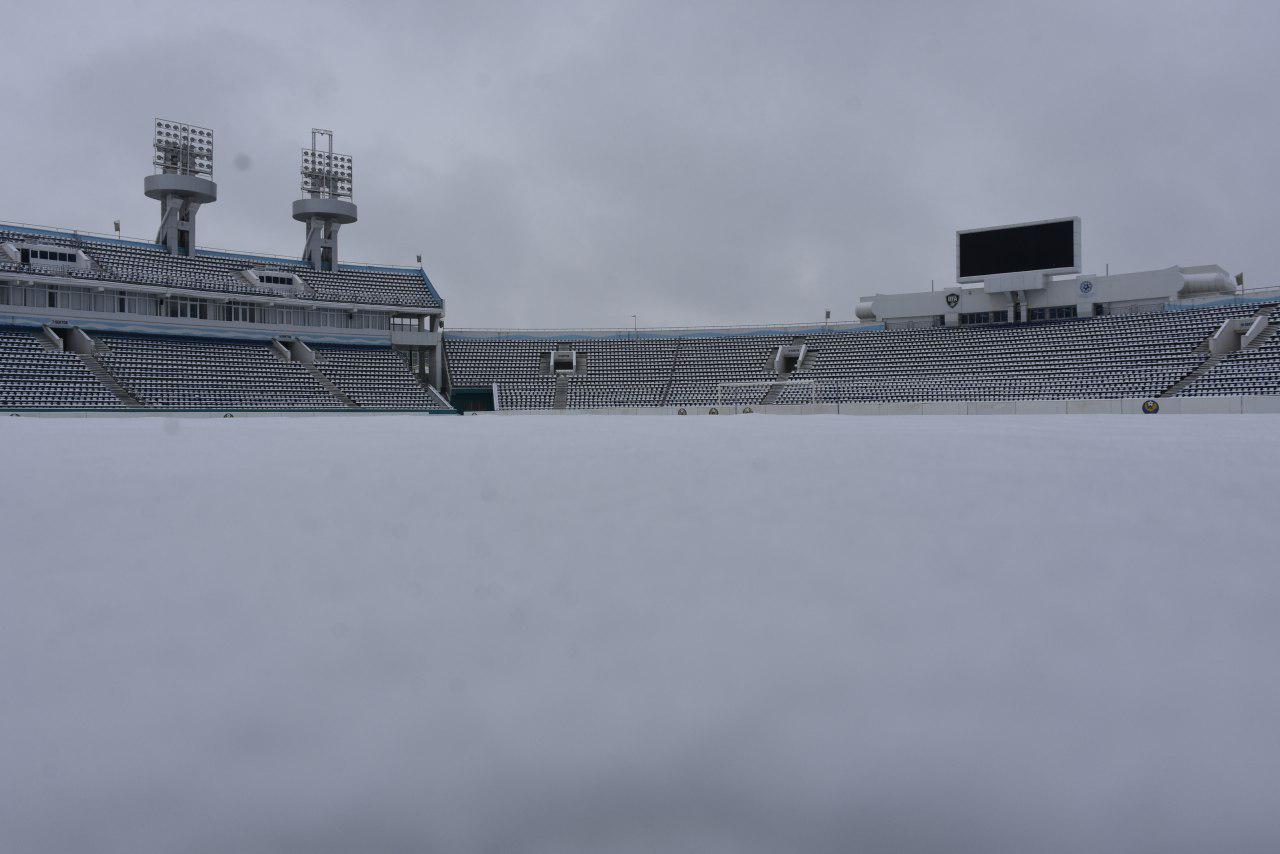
2 0 1278 326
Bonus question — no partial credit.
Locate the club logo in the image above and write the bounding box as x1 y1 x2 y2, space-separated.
1141 400 1160 414
1080 280 1094 295
945 293 960 308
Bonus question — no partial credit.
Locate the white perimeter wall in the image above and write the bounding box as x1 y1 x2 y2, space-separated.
486 396 1280 416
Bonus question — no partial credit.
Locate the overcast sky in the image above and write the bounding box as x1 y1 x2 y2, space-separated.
2 0 1278 328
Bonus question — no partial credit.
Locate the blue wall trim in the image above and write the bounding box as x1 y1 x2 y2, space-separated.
443 323 884 342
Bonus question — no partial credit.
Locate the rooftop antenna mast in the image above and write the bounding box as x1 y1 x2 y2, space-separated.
145 118 217 256
293 128 357 271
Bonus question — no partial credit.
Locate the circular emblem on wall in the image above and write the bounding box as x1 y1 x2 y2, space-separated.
1079 280 1094 295
1141 400 1160 414
945 293 960 309
677 408 688 415
709 407 720 415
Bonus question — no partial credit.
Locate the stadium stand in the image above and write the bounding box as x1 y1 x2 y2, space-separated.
311 345 453 410
0 214 455 412
791 304 1258 403
0 326 456 412
0 227 442 309
566 337 681 409
94 334 344 409
0 327 124 409
666 335 790 406
443 302 1280 409
444 337 555 410
1176 307 1280 397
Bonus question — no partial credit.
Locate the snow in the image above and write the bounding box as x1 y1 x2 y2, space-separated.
2 413 1279 853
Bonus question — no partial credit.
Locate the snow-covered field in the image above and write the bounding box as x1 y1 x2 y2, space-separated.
2 413 1279 853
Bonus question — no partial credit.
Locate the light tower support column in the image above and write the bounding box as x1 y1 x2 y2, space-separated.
145 173 217 256
293 197 358 271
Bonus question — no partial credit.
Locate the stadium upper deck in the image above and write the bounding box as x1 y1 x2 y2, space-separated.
0 224 442 311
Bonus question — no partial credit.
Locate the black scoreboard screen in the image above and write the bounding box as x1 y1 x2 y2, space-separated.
958 219 1078 280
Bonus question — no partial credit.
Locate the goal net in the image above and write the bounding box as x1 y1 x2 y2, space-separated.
715 379 819 407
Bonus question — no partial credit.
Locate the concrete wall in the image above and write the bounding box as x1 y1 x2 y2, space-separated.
11 397 1277 417
480 396 1280 417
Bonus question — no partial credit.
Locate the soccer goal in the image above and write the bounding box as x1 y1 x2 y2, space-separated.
715 379 819 407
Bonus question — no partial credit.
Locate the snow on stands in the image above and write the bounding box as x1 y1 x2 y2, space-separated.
2 414 1280 853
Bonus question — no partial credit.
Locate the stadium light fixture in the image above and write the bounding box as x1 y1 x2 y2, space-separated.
301 128 353 199
153 118 214 176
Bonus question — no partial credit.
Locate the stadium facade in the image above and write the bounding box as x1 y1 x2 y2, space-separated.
3 122 1279 414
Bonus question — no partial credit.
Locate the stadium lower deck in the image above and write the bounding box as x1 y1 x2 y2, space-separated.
443 300 1280 411
0 328 452 411
4 299 1280 412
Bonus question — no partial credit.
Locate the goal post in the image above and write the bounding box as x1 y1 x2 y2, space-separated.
715 379 819 407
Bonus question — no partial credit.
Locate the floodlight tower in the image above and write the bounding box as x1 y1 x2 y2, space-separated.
144 119 217 256
293 129 357 271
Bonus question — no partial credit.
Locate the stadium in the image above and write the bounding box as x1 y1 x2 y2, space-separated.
5 112 1280 852
3 120 1279 416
